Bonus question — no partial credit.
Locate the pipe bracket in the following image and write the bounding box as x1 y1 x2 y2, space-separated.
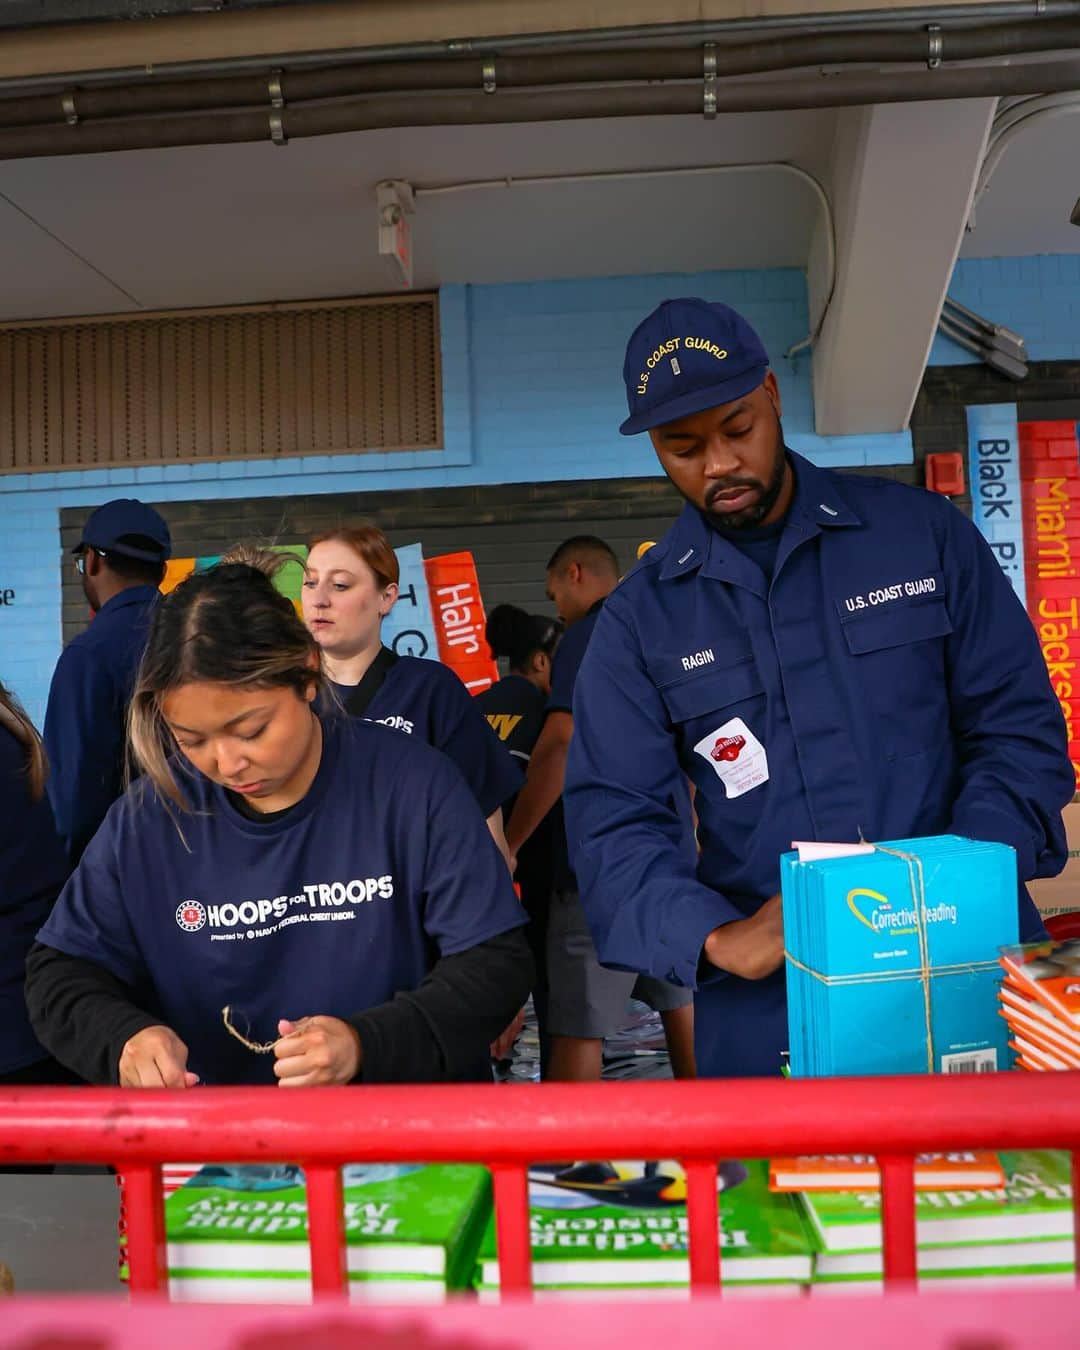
926 25 943 70
482 60 496 94
268 67 287 144
61 91 78 126
703 43 717 118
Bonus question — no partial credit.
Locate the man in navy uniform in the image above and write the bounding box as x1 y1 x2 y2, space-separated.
44 498 171 862
564 297 1072 1078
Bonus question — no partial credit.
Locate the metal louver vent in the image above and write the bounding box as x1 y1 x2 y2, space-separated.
0 293 441 473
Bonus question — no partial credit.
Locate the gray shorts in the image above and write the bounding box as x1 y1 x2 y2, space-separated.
545 888 692 1039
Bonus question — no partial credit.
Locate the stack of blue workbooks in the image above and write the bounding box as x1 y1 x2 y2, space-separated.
781 836 1017 1077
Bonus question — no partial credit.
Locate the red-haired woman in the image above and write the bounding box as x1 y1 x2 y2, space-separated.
302 526 521 863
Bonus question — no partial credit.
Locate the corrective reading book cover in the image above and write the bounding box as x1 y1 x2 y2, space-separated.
165 1163 491 1299
799 1151 1074 1256
769 1153 1006 1192
782 836 1016 1077
477 1159 814 1293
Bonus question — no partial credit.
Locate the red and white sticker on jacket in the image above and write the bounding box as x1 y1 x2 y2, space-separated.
693 717 769 799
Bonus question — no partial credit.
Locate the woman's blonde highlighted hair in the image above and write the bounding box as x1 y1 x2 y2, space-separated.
128 545 323 812
0 682 46 802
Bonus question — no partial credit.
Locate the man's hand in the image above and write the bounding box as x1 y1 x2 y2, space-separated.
703 894 784 980
273 1016 362 1086
118 1025 199 1088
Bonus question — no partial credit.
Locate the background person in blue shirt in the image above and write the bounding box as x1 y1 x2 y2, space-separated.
506 537 694 1082
44 497 171 864
26 551 532 1088
565 297 1073 1079
0 682 75 1087
478 604 563 1069
302 525 521 865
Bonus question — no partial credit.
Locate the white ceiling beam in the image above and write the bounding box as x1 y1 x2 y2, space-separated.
809 97 995 436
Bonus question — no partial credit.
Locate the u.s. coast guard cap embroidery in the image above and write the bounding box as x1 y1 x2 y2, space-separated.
620 297 770 435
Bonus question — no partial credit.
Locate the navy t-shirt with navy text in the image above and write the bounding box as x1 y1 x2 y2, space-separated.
37 714 526 1085
330 655 521 818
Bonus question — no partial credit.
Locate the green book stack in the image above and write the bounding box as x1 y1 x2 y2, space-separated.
799 1151 1076 1292
476 1158 814 1299
165 1163 491 1303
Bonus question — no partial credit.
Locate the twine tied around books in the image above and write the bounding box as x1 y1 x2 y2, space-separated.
783 843 996 1074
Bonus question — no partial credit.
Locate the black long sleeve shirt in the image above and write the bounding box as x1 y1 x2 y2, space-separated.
25 928 533 1086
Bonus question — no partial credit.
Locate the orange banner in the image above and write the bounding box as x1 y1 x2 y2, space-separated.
423 551 499 696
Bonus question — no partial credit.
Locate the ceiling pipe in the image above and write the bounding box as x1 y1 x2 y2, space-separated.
0 55 1078 161
0 0 1077 95
2 15 1080 129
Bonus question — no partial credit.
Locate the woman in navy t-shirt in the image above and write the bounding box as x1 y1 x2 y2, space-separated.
302 527 521 863
0 684 73 1086
26 553 532 1088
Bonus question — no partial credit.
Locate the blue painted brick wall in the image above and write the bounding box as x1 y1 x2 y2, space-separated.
930 254 1080 365
0 264 919 724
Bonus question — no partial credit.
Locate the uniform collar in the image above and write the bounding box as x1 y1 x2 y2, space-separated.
94 584 161 617
657 451 861 582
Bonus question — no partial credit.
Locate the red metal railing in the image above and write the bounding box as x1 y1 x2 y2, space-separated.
2 1074 1079 1299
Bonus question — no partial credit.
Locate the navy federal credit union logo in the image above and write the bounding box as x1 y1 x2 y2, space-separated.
176 900 207 932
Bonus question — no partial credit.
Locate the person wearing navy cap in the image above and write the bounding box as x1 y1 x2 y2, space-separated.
44 497 171 863
564 296 1073 1078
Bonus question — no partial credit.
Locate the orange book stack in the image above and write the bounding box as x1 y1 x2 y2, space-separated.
998 939 1080 1070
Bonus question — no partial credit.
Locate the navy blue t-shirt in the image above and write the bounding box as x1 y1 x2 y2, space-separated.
330 655 522 817
37 714 526 1086
0 725 69 1074
720 515 786 582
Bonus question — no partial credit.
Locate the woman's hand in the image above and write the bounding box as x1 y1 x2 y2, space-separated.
490 1006 526 1061
273 1016 362 1086
119 1025 200 1088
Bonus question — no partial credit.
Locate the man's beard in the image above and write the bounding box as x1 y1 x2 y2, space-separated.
702 431 789 533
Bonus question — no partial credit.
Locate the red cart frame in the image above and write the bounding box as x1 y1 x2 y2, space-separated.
2 1074 1079 1299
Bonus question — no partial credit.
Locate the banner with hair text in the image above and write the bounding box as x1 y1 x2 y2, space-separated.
423 551 499 696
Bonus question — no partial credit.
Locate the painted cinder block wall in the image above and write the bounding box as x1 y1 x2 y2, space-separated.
0 256 1074 724
930 256 1080 366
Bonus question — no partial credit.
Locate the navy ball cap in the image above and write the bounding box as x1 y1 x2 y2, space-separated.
620 297 770 435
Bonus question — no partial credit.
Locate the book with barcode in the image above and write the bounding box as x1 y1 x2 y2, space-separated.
476 1158 814 1296
781 836 1016 1077
165 1163 491 1303
799 1151 1074 1256
769 1153 1005 1192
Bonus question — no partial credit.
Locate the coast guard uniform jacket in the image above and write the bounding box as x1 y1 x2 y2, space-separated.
565 452 1072 1078
44 585 159 864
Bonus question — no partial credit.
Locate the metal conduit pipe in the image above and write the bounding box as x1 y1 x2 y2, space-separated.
1 0 1079 95
970 93 1080 221
3 15 1080 129
1 57 1079 162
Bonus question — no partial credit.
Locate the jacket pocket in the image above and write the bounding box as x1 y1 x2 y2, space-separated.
839 597 953 759
655 656 765 724
840 598 953 655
